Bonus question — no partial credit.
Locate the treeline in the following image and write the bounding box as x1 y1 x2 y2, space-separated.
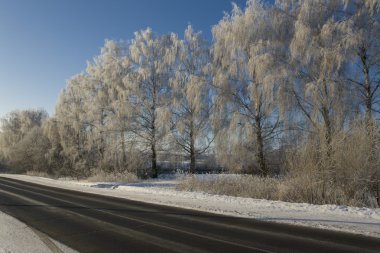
1 0 380 206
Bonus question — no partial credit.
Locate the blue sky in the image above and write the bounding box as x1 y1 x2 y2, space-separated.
0 0 247 118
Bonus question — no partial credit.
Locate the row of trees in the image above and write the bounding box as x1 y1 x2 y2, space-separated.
1 0 379 205
50 26 215 178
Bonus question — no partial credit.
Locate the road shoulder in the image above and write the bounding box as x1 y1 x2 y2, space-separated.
0 210 77 253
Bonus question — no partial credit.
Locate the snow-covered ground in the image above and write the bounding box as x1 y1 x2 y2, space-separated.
0 211 77 253
1 173 379 239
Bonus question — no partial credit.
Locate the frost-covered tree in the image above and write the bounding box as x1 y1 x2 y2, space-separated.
0 109 48 152
124 28 179 178
10 126 50 173
212 0 290 176
0 109 49 173
342 0 380 133
43 117 64 175
289 0 349 162
273 0 380 206
55 74 92 177
86 40 131 171
169 25 213 173
340 0 380 203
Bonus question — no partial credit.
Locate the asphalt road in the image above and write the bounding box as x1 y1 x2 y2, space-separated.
0 177 379 253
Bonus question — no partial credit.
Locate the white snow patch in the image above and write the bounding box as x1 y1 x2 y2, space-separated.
1 174 379 238
0 210 77 253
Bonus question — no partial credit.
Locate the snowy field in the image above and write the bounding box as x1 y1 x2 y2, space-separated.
1 173 379 240
0 211 77 253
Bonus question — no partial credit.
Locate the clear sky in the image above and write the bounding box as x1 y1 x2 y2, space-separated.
0 0 247 118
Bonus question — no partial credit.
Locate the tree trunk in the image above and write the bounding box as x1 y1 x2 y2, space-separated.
120 129 126 170
320 79 333 161
357 47 378 165
151 82 158 178
99 109 106 161
360 47 375 137
321 102 334 194
255 113 268 177
151 142 157 178
321 105 333 160
76 130 82 160
99 131 105 160
376 181 380 206
189 116 196 174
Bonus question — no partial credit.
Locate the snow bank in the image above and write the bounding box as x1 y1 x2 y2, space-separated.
1 174 379 238
0 211 77 253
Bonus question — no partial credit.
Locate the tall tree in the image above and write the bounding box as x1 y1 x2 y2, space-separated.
289 0 349 162
55 74 91 177
342 0 380 134
86 40 130 171
125 28 178 178
212 0 289 176
169 25 213 173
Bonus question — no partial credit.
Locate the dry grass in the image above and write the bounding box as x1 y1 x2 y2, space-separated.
25 170 53 178
87 170 138 183
177 174 280 200
201 122 380 208
177 173 379 207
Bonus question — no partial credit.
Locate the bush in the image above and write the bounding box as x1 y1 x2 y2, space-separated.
281 122 380 207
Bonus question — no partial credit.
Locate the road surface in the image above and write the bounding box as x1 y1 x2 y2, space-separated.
0 176 379 253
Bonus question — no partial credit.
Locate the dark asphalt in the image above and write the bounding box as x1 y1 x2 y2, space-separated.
0 177 379 253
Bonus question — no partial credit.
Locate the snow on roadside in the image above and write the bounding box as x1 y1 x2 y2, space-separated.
1 174 379 238
0 211 77 253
